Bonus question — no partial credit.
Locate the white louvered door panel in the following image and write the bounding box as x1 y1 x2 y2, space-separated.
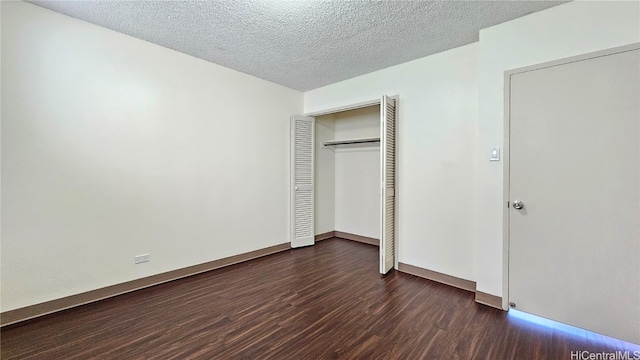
380 96 396 274
291 115 315 248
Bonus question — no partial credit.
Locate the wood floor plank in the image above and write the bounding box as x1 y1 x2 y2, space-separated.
2 238 639 359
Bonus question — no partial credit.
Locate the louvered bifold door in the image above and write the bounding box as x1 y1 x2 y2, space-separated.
380 96 396 274
291 115 315 248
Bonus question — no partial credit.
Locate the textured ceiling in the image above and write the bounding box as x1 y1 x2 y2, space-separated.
29 0 567 91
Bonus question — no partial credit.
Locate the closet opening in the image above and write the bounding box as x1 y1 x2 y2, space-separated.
290 96 397 274
315 105 381 249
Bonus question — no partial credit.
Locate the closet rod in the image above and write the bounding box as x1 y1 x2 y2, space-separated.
323 137 381 147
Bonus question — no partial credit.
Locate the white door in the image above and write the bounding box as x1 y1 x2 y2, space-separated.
291 115 315 248
508 47 640 344
380 96 396 274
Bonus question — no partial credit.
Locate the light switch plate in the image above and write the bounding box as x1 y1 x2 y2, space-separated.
490 147 500 161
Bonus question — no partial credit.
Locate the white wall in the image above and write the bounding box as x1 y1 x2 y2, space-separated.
305 44 479 282
476 0 640 298
333 106 380 239
314 115 335 235
1 2 302 312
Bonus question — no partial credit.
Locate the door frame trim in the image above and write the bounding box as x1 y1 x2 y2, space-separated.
304 98 381 117
304 95 400 271
502 42 640 311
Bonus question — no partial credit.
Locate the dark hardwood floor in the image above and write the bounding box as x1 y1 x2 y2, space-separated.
2 238 639 359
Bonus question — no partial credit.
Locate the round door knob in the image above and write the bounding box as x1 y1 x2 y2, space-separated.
513 200 524 210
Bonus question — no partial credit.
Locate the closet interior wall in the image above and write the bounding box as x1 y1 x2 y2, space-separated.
315 114 335 235
315 105 381 240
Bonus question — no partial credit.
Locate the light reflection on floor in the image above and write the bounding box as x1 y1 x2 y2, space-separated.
508 309 640 350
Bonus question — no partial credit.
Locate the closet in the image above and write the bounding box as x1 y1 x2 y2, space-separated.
290 96 397 274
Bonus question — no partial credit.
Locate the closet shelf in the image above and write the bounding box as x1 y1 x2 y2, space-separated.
323 137 381 147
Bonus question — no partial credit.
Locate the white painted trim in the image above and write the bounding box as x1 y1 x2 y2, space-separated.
502 42 640 312
506 42 640 77
304 98 380 117
502 72 511 311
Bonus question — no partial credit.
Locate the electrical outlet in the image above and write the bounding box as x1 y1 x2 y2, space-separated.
135 254 150 264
